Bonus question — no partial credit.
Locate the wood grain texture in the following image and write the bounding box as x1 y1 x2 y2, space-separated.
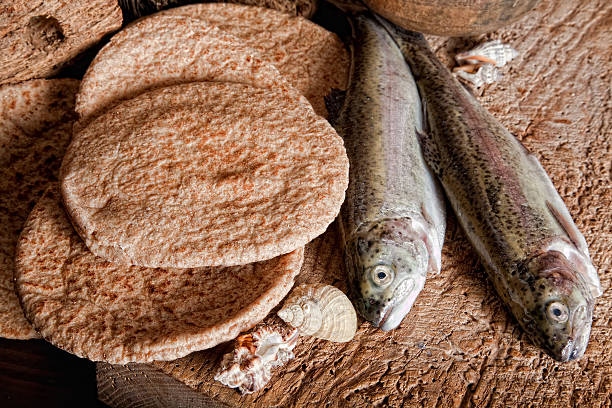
96 0 610 405
0 0 122 85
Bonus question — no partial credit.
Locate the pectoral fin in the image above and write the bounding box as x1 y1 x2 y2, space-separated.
421 204 442 274
546 202 602 298
416 130 442 178
545 200 589 258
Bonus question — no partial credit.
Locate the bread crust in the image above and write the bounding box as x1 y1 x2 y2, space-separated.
62 82 348 268
159 3 349 118
15 184 304 363
0 78 79 339
75 14 293 128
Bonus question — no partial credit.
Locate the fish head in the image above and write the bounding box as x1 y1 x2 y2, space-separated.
345 219 429 331
522 251 594 362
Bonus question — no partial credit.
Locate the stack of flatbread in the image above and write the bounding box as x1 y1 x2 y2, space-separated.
2 3 349 364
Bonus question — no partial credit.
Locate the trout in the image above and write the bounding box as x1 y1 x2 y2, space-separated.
331 14 446 331
379 18 601 361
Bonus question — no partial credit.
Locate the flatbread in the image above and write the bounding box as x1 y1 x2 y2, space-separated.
0 78 79 339
61 82 348 268
160 3 349 117
75 14 292 127
15 184 304 364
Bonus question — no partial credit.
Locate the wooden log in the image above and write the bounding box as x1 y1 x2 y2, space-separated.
97 0 611 406
0 0 122 86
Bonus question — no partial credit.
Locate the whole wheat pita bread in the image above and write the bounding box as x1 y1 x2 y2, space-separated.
62 82 348 268
15 184 304 363
0 78 79 340
160 3 349 117
75 14 292 127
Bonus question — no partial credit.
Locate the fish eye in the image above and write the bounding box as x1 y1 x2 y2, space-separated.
370 265 394 287
546 301 569 324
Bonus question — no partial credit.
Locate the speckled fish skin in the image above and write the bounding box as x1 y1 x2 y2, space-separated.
379 18 601 361
334 14 446 331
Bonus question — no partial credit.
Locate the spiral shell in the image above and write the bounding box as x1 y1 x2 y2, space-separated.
456 40 519 68
277 284 357 342
214 323 298 394
455 63 502 88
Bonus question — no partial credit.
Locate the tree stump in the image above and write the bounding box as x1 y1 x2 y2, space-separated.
97 0 611 406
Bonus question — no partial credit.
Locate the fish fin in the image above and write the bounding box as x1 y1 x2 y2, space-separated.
416 129 442 178
324 88 346 126
545 200 601 297
523 145 591 259
420 96 430 134
546 200 601 298
544 239 602 298
545 201 588 257
521 148 589 255
420 205 442 274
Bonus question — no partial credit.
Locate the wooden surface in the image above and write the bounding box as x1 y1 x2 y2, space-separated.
98 0 611 406
0 0 122 85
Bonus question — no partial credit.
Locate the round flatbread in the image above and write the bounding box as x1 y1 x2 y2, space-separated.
75 14 291 126
160 3 349 118
0 78 79 340
15 184 304 364
61 82 348 268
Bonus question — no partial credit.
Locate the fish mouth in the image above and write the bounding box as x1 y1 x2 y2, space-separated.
378 305 394 331
378 278 421 331
557 305 591 362
559 338 583 362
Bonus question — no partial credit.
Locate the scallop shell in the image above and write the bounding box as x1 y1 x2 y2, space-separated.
456 40 519 67
277 284 357 342
214 324 298 394
455 63 502 88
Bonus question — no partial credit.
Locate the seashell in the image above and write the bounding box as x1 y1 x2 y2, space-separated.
455 40 519 68
214 323 298 394
277 284 357 342
454 63 502 88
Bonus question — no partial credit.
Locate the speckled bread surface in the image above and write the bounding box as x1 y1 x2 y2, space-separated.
118 0 319 20
0 0 122 85
0 78 79 340
160 3 349 118
15 184 304 364
75 14 292 127
62 82 349 268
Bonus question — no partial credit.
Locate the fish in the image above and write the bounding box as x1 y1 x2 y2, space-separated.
329 13 446 331
377 17 602 361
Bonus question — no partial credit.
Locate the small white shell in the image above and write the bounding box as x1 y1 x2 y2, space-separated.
277 284 357 342
214 324 298 394
456 40 519 67
455 64 502 88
